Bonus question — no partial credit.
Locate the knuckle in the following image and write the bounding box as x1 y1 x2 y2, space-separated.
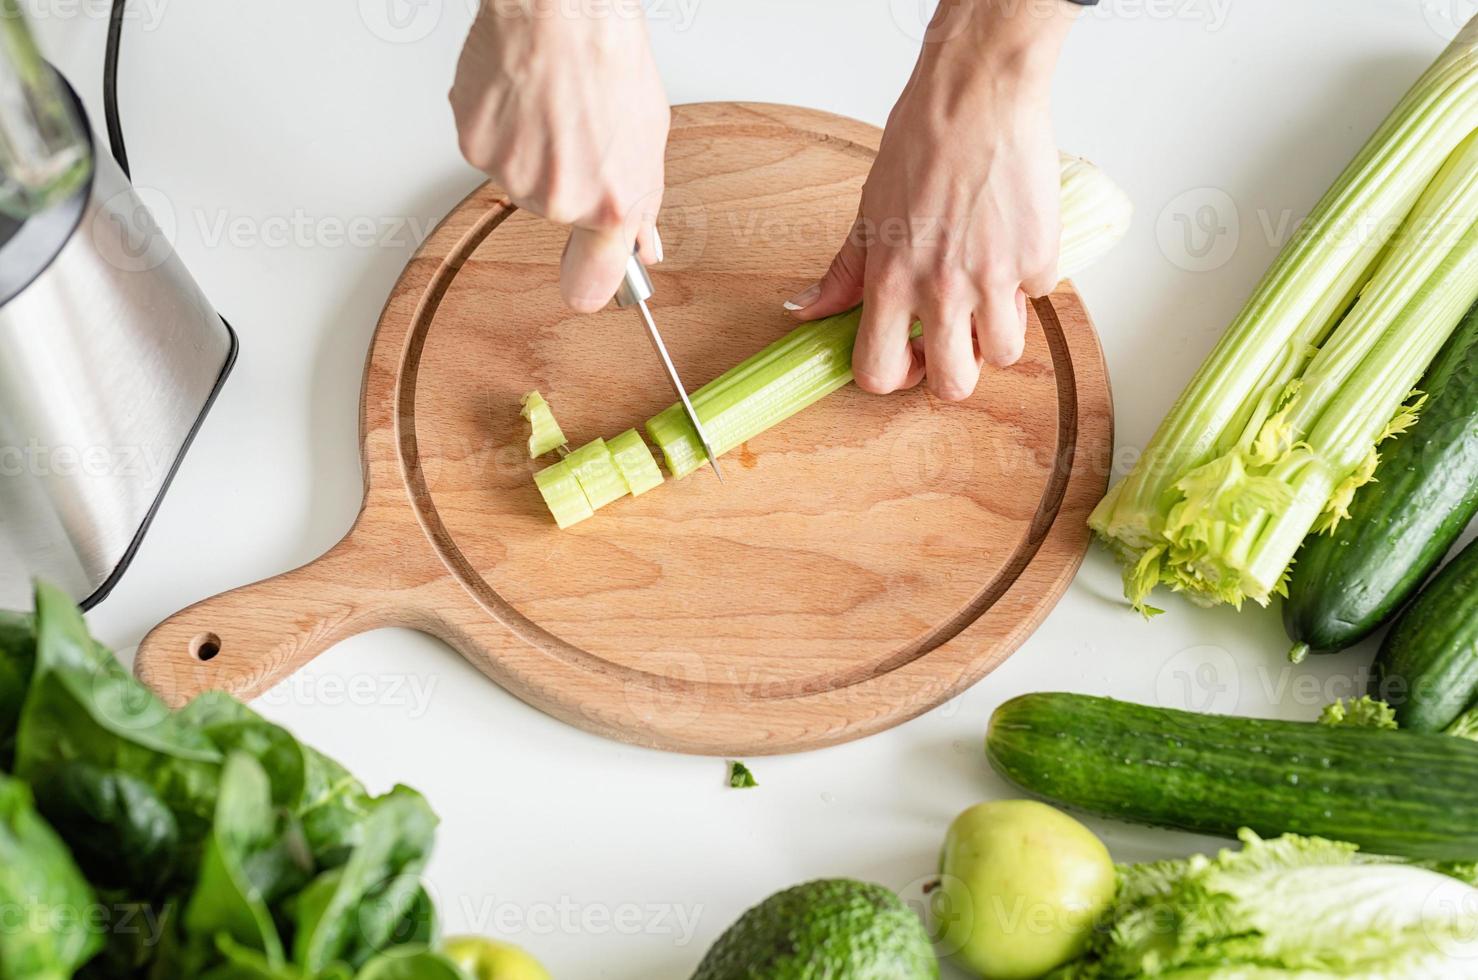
930 376 977 402
456 130 496 173
984 335 1026 368
854 368 900 395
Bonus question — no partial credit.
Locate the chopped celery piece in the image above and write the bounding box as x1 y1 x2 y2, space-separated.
533 460 593 528
645 152 1132 479
520 390 567 458
1090 18 1478 613
608 429 663 496
565 438 628 509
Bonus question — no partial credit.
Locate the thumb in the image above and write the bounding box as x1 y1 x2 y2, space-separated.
561 225 634 313
784 218 867 321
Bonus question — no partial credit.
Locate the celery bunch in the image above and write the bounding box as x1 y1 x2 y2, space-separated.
1090 19 1478 612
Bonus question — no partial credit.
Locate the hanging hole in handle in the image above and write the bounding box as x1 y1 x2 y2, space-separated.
190 632 222 662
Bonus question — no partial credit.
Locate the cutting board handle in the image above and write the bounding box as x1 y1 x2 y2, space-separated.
134 522 447 708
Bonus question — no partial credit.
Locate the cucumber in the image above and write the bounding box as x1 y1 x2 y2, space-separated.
1283 299 1478 658
1372 538 1478 731
986 692 1478 860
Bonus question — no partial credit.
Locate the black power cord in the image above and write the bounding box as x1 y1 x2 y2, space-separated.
104 0 130 177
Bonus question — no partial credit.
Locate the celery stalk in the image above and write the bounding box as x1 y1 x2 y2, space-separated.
607 429 664 496
520 391 567 458
564 438 628 509
646 153 1132 478
1091 20 1478 610
533 460 593 529
646 310 863 478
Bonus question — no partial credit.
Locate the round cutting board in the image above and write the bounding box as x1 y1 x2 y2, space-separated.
135 103 1113 755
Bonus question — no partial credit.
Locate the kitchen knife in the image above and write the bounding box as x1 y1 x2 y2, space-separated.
615 251 724 482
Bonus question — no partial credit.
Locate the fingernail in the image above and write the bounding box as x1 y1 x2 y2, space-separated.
652 224 664 263
783 282 821 311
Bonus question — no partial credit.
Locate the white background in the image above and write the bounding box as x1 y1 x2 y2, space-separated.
28 0 1478 976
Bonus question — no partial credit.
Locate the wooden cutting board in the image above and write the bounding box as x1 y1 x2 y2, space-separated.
135 103 1112 755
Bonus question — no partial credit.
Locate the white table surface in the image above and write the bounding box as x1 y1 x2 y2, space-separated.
29 0 1478 975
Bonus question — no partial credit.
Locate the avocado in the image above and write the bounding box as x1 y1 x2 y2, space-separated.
691 878 937 980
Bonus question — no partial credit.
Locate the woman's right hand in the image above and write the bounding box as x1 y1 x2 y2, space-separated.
450 0 670 313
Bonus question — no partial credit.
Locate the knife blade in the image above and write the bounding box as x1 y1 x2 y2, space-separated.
615 251 724 482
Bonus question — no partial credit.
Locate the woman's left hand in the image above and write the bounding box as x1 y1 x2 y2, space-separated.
784 0 1079 402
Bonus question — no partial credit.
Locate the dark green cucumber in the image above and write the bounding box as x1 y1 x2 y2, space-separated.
1283 299 1478 658
1372 538 1478 731
986 692 1478 860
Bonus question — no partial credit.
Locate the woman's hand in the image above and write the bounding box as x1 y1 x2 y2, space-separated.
450 0 670 313
785 0 1078 401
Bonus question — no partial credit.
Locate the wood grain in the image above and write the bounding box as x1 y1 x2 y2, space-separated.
135 102 1113 755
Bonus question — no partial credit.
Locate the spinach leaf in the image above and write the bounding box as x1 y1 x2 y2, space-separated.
180 692 373 868
353 947 465 980
46 763 180 896
179 694 308 811
202 936 354 980
291 787 438 972
74 895 175 980
185 754 289 965
0 611 34 768
15 584 222 844
0 773 103 978
297 749 373 869
384 885 437 950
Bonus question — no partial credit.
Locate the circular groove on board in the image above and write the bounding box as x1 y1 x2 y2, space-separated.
393 115 1087 705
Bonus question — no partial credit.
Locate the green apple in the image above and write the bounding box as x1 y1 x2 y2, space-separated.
933 800 1115 979
441 936 552 980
